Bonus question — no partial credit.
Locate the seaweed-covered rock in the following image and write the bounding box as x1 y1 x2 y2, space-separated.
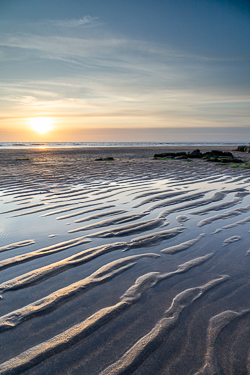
95 157 115 161
154 152 188 160
236 145 250 153
153 149 243 164
231 158 244 163
206 157 219 162
237 146 247 152
202 150 235 162
220 158 234 163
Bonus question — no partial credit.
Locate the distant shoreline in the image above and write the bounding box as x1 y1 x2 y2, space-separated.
0 141 249 149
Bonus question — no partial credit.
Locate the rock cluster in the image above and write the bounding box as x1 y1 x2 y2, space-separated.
154 149 243 163
236 145 250 153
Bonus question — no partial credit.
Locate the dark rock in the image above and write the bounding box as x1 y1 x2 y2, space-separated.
203 150 232 157
95 157 115 161
175 152 187 156
237 146 247 152
154 153 176 158
222 152 233 157
154 152 188 160
188 149 203 158
211 150 224 156
104 157 115 161
236 145 250 153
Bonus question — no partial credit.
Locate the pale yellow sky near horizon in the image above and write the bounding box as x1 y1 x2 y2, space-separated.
1 119 250 143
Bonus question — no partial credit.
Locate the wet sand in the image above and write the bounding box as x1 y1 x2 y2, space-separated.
0 146 250 374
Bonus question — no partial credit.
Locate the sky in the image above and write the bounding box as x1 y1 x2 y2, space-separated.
0 0 250 142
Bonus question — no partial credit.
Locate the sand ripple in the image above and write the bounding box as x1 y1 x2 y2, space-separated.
100 276 228 375
0 255 217 374
0 240 35 253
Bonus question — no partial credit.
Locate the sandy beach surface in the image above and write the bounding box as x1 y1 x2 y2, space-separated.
0 145 250 375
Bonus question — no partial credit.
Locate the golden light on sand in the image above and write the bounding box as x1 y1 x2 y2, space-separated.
30 118 54 134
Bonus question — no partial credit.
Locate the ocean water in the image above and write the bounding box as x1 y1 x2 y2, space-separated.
0 141 246 149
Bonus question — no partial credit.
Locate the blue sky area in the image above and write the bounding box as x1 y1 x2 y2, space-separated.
0 0 250 142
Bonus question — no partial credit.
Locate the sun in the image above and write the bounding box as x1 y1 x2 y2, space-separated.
30 117 54 134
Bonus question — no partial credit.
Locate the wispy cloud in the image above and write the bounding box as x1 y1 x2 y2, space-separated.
50 16 99 28
1 31 249 64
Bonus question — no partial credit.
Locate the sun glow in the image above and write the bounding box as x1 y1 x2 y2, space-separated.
30 118 54 134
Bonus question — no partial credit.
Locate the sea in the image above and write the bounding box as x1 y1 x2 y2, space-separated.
0 142 247 149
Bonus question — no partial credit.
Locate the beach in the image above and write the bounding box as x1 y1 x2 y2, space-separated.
0 145 250 375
